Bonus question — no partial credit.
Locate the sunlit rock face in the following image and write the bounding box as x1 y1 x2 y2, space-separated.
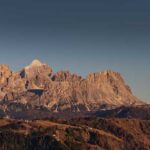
0 65 12 85
20 59 53 79
86 71 136 106
0 60 144 112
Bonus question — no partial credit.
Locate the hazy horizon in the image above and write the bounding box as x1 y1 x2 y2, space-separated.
0 0 149 103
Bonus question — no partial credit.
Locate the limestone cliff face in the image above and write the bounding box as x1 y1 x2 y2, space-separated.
0 65 12 100
86 71 136 105
0 60 144 112
20 60 53 79
0 65 12 85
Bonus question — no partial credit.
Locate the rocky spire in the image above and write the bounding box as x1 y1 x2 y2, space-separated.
25 59 44 69
0 60 144 111
20 59 53 79
31 59 43 66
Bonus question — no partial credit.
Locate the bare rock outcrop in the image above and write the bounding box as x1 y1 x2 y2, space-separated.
0 65 12 85
0 60 144 112
20 59 53 79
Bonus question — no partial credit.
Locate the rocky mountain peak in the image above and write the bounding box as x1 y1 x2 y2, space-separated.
0 64 12 85
0 60 144 112
31 59 43 66
20 59 53 79
25 59 44 69
87 70 115 82
51 70 83 82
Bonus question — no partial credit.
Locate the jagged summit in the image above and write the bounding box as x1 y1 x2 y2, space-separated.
20 59 53 79
0 60 145 112
25 59 44 69
31 59 43 66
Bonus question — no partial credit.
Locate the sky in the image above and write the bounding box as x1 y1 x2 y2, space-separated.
0 0 149 103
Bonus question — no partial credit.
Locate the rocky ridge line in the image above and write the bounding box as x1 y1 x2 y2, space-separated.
0 59 144 112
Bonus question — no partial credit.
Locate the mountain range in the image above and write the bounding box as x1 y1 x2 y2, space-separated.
0 60 150 150
0 59 145 114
